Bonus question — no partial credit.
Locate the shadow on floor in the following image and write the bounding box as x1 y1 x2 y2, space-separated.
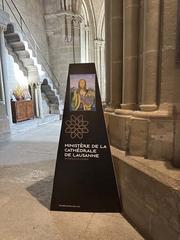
26 175 53 210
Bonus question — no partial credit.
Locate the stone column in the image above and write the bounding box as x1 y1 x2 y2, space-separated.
62 0 65 10
105 0 123 109
139 0 160 111
0 58 4 101
105 0 110 105
95 39 106 102
99 40 106 103
0 27 12 123
30 84 37 117
57 0 61 11
37 83 44 118
94 40 100 84
121 0 139 110
34 85 39 117
85 26 89 62
80 24 89 63
80 22 86 63
101 40 106 102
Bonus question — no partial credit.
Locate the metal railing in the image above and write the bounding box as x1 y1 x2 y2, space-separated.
1 0 60 91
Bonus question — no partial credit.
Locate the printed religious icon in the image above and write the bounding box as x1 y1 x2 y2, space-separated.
51 63 121 212
70 74 96 111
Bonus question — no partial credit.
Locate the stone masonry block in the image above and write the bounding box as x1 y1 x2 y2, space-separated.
115 157 161 213
112 156 122 200
112 0 123 18
0 102 6 116
104 112 109 131
121 190 153 239
163 0 177 46
112 18 123 61
119 159 180 233
112 154 180 240
128 117 148 157
148 119 173 161
151 214 179 240
109 114 129 151
173 119 180 167
152 181 180 233
161 49 180 103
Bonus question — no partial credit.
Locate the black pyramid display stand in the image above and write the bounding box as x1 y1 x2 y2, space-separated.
51 63 121 212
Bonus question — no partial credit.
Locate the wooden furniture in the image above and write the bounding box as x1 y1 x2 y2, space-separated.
11 100 34 123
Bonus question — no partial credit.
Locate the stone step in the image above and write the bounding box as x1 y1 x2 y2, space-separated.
10 42 25 51
48 96 59 103
16 50 30 59
27 66 38 71
22 58 34 66
45 91 56 97
4 32 20 43
49 104 59 114
41 85 51 91
41 83 59 105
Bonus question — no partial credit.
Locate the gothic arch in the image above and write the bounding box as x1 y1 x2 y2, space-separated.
82 0 96 39
79 0 97 62
97 1 105 40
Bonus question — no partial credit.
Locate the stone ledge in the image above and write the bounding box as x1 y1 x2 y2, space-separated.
111 146 180 191
106 113 174 161
111 146 180 240
105 103 174 119
114 108 173 119
104 107 115 113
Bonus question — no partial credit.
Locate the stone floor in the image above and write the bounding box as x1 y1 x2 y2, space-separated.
10 114 60 135
0 120 144 240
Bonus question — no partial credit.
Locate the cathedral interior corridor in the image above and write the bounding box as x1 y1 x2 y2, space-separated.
0 0 180 239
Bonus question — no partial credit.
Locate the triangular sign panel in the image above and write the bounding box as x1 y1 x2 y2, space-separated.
51 63 121 212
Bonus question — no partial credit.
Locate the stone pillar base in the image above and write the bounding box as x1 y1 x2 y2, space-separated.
140 104 158 112
121 103 136 110
115 108 133 116
104 107 115 113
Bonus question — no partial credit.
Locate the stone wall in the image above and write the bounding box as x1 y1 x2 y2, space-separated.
43 0 105 100
43 0 81 100
90 0 103 27
5 0 49 61
112 148 180 240
105 111 174 162
0 102 9 135
45 15 80 100
0 0 55 134
105 0 180 238
0 9 11 135
105 0 180 167
160 0 180 107
105 0 123 107
159 0 180 167
0 0 50 88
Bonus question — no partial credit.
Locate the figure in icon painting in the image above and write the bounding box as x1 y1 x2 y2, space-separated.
70 75 96 111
